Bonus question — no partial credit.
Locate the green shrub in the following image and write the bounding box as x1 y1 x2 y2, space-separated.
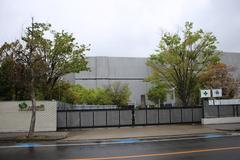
105 82 131 107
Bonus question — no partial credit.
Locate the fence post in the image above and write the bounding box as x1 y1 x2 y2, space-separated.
237 105 239 117
217 105 220 118
192 107 194 122
79 111 81 128
158 108 160 124
132 108 135 126
169 109 172 124
119 110 121 127
106 111 108 126
233 105 235 117
93 111 94 127
202 106 205 119
66 111 68 128
146 108 148 125
180 108 183 123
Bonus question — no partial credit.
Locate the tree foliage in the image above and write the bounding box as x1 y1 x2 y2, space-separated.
199 63 239 98
147 84 167 105
105 82 131 107
0 19 89 136
0 20 89 101
147 22 221 106
0 57 29 100
145 70 167 104
52 81 129 106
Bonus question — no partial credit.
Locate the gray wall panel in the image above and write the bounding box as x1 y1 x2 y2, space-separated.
57 112 66 128
182 108 192 122
238 106 240 116
171 109 181 123
159 110 170 123
193 108 202 121
67 112 80 127
147 109 158 124
94 111 107 126
81 112 93 127
219 106 234 117
120 110 132 125
107 111 119 126
135 110 146 125
204 106 218 118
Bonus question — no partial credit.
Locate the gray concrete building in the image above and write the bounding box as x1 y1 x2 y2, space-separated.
64 52 240 105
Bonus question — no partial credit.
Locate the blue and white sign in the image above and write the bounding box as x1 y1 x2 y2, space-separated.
200 89 211 98
212 89 222 97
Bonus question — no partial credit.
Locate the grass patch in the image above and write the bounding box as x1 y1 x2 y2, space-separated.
15 135 58 141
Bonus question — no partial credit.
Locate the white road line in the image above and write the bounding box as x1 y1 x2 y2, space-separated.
0 134 238 149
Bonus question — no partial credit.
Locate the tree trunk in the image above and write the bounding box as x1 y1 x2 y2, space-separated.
28 69 36 137
178 87 189 107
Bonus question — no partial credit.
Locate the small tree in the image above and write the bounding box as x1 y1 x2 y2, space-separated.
147 84 167 105
147 22 220 106
105 82 131 107
145 69 167 104
199 63 239 98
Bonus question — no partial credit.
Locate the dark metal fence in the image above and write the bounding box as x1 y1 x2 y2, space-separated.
203 105 240 118
57 106 203 129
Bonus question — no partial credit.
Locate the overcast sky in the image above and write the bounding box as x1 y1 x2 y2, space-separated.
0 0 240 57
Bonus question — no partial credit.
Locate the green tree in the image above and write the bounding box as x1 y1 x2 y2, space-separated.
42 31 89 99
199 63 239 98
0 57 17 100
147 84 167 105
147 22 220 106
0 19 89 136
94 88 112 105
145 68 167 105
0 46 29 100
0 21 51 137
105 82 131 107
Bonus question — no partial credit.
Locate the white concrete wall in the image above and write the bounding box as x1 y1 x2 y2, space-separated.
202 117 240 124
0 101 57 132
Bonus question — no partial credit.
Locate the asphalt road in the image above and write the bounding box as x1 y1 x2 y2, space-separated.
0 133 240 160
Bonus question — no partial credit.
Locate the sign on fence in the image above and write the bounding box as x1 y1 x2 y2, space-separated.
212 89 222 97
209 99 240 105
200 89 222 98
200 89 211 98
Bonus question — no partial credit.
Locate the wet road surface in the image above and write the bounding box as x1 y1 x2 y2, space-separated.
0 133 240 160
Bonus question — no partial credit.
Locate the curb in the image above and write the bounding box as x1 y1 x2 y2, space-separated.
215 128 240 132
0 133 68 143
58 132 227 144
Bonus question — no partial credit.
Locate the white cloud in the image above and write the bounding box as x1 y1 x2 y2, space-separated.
0 0 239 57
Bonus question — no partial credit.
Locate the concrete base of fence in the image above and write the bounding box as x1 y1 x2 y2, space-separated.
201 117 240 124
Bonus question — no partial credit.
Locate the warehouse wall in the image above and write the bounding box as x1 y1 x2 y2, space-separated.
74 57 152 105
67 53 240 105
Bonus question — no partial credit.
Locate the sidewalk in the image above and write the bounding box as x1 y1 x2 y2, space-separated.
1 124 239 142
63 124 222 142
